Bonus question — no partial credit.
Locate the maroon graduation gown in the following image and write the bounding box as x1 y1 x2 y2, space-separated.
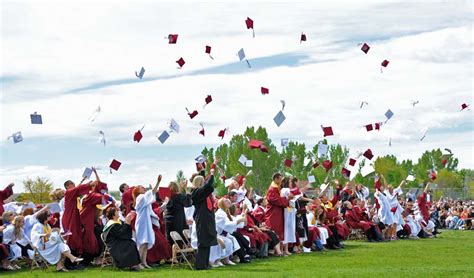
62 183 90 254
265 183 289 241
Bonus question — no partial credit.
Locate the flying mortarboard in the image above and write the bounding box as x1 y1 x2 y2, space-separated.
308 175 315 183
176 57 185 68
348 158 356 166
284 159 293 168
168 34 178 44
9 131 23 144
281 138 289 147
363 149 374 160
322 160 332 172
261 87 269 95
30 112 42 124
360 43 370 54
341 168 351 179
186 108 199 119
460 103 469 111
237 48 251 68
169 119 180 133
300 32 307 43
199 122 205 136
135 67 145 79
365 124 373 132
321 125 334 137
109 159 121 172
205 45 214 59
249 139 263 149
384 109 394 123
273 111 286 127
82 167 93 179
245 17 255 37
317 142 328 157
218 128 227 139
157 130 170 144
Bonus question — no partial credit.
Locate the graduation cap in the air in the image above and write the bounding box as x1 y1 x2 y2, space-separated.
274 111 286 127
381 60 390 73
360 43 370 54
375 123 381 130
322 160 332 172
363 149 374 160
205 45 214 59
133 125 145 143
384 109 394 123
218 128 227 139
360 101 368 109
441 149 453 167
82 167 93 179
8 131 23 144
348 158 357 166
300 32 307 43
157 130 170 144
317 142 328 158
168 34 178 44
260 144 269 153
199 123 205 136
169 119 180 133
176 57 185 68
203 95 213 108
281 138 289 147
109 159 121 173
237 48 251 68
245 17 255 37
460 103 469 111
186 108 199 119
284 159 293 168
135 67 145 79
195 154 207 164
249 139 263 149
428 169 437 181
261 87 269 95
321 125 334 137
341 168 351 179
365 124 374 132
30 112 42 124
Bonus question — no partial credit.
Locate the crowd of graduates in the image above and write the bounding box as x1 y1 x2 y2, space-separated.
0 160 473 272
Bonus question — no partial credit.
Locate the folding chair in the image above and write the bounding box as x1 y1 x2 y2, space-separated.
170 231 195 270
100 232 114 270
30 246 49 272
182 229 192 247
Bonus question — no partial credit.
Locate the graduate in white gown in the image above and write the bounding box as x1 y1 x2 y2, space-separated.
384 181 406 233
30 210 83 271
132 174 162 268
2 217 29 263
306 209 329 245
281 186 296 255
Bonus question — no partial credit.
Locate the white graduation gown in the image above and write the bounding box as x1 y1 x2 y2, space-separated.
385 188 405 230
306 212 329 245
23 214 38 241
134 190 159 248
2 225 23 261
374 191 395 225
281 188 296 244
31 223 70 265
355 186 370 201
215 209 241 253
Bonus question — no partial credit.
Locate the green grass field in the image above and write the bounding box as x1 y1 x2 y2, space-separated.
4 230 473 278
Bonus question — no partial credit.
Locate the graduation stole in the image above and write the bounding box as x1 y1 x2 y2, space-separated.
103 219 121 233
42 223 52 246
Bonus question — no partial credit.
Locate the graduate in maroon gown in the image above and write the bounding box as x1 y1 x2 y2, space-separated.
62 177 93 257
0 183 14 217
146 203 171 264
265 173 290 256
417 184 430 222
120 183 135 215
80 169 112 263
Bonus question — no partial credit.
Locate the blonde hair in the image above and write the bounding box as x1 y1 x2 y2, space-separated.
12 215 25 241
49 188 65 202
169 182 179 194
192 175 204 188
218 198 232 221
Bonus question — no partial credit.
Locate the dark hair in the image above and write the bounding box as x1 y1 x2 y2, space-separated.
272 173 282 181
256 198 264 206
119 183 128 193
63 180 74 189
106 207 117 220
36 210 49 224
228 191 237 198
281 177 290 188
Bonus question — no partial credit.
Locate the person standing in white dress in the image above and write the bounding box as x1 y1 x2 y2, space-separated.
132 174 162 268
281 178 296 256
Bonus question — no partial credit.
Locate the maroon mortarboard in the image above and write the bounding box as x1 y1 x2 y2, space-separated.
176 57 185 68
365 124 373 132
363 149 374 160
245 17 255 37
460 103 469 111
428 169 437 181
375 122 381 130
186 108 198 119
381 60 390 67
249 139 263 149
341 168 351 179
134 130 143 143
442 159 448 167
218 129 226 139
361 43 370 54
322 126 334 137
203 95 213 108
199 123 205 136
261 87 269 95
205 45 214 60
349 158 356 166
300 32 307 43
284 159 293 168
322 160 332 172
260 144 269 153
196 162 206 171
313 162 320 168
109 159 121 172
168 34 178 44
221 175 227 182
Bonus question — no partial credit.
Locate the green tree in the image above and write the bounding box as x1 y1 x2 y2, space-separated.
176 170 186 183
22 177 54 204
374 155 406 186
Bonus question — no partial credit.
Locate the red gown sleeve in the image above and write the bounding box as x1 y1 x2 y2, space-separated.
266 187 289 208
72 183 91 198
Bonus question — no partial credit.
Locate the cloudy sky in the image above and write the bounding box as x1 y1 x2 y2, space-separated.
1 0 472 192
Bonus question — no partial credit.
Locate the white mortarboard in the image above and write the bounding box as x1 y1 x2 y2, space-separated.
273 111 286 127
99 130 106 146
320 183 329 194
245 160 253 167
225 179 234 187
195 155 207 164
308 175 316 184
406 174 415 182
11 131 23 143
239 154 248 165
361 164 375 177
317 142 329 157
82 167 93 179
158 130 170 144
384 109 394 123
237 48 246 61
280 100 286 111
281 138 289 147
169 119 180 133
135 67 145 79
30 112 43 124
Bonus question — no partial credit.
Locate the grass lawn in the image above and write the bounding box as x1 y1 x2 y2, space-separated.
3 230 473 278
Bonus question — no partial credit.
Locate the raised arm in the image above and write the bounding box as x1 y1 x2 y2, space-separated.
92 167 101 183
380 174 388 187
152 174 162 195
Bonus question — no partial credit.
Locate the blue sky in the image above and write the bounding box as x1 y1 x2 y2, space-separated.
1 0 473 192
